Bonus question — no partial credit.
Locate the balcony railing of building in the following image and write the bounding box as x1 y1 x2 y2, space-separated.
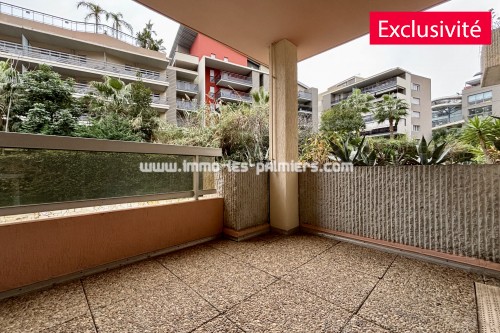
431 98 462 107
73 83 168 105
0 41 166 82
215 71 252 86
360 77 397 94
432 113 464 127
0 2 141 47
215 88 252 103
0 132 221 216
176 80 199 93
298 105 313 113
298 91 312 101
176 99 197 111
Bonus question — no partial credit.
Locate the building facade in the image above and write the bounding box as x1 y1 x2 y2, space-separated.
320 68 432 139
461 74 500 120
168 25 319 128
0 2 170 119
431 95 463 130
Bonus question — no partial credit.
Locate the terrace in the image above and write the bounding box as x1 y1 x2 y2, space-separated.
1 0 499 332
1 232 498 333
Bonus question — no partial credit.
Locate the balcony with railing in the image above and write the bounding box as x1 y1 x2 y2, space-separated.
215 71 253 91
0 40 167 83
0 2 140 47
72 82 168 107
215 88 252 103
176 99 198 111
176 80 199 95
297 90 312 102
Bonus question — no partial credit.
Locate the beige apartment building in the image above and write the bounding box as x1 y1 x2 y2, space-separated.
462 73 500 120
320 68 432 139
0 2 170 119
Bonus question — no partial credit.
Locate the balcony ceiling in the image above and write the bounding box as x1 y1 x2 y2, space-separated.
135 0 447 65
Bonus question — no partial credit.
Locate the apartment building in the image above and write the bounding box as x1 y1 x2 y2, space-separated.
461 73 500 120
431 95 463 130
0 2 170 119
168 25 319 127
320 68 432 139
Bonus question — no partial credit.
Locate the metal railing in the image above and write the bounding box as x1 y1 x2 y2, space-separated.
176 80 198 93
0 40 166 82
361 78 397 94
216 71 252 86
0 2 140 47
215 88 252 103
431 98 462 107
72 83 168 105
298 91 312 101
0 132 221 216
176 99 197 111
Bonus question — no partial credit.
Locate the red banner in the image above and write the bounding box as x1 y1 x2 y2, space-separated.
370 12 492 45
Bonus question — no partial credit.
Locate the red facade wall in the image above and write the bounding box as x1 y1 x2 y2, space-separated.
190 34 247 66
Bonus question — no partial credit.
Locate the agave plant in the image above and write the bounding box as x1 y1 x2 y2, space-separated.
407 136 450 165
329 136 377 166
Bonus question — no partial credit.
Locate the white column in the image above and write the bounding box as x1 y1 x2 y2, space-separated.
269 39 299 233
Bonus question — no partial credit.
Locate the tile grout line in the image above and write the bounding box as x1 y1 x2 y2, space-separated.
344 255 400 333
79 279 99 333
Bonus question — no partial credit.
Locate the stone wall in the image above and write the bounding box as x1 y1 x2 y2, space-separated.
299 165 500 263
216 168 269 231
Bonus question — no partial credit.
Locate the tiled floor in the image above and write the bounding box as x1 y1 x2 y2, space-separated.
0 233 497 333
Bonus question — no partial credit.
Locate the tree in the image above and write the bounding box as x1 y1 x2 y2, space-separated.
11 64 79 135
460 116 497 164
372 94 409 139
77 1 108 33
89 76 132 115
0 59 19 132
128 81 159 141
340 88 374 114
136 21 164 51
77 113 142 141
320 105 365 136
251 87 269 105
106 12 133 37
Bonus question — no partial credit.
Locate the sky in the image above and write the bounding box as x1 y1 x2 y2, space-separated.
8 0 500 98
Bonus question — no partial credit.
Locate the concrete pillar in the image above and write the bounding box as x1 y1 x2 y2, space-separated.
269 39 299 233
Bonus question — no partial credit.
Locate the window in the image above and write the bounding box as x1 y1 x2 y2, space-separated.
468 91 493 105
209 69 215 83
247 59 260 69
413 125 420 132
411 83 420 91
412 111 420 118
223 57 228 62
411 97 420 105
209 86 215 97
210 53 216 59
468 105 492 118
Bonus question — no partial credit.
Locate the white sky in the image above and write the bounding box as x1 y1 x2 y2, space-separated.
8 0 500 98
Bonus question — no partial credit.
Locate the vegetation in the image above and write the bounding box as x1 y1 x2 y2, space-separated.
136 21 165 51
0 60 18 132
372 94 409 139
106 12 133 37
77 1 108 33
460 116 500 164
320 105 365 137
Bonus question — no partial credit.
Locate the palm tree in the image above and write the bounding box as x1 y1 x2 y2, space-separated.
106 12 133 37
373 94 409 139
77 1 108 33
0 59 19 132
90 76 132 113
251 87 269 105
340 88 374 114
461 116 496 164
136 20 164 51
